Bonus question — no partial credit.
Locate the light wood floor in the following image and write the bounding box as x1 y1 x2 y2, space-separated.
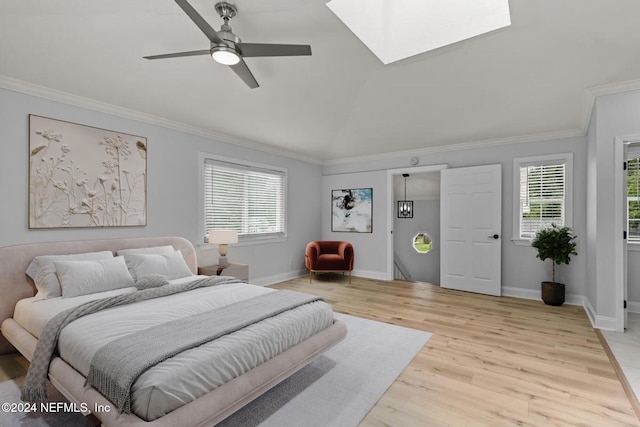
1 276 637 426
271 275 640 427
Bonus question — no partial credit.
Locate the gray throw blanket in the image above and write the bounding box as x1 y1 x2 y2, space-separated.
21 275 241 403
87 290 322 413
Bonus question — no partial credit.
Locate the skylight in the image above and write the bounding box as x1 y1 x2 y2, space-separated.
326 0 511 64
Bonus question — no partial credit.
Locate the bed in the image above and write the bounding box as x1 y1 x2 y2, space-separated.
0 236 347 426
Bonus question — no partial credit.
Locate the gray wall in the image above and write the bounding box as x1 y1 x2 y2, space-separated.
585 104 598 318
0 88 322 284
323 135 588 301
630 248 640 304
321 171 388 279
8 84 640 328
588 89 640 322
393 199 440 284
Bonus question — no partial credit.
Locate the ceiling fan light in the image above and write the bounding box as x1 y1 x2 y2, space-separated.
211 47 240 65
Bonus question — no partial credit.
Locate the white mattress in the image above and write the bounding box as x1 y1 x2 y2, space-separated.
14 276 334 421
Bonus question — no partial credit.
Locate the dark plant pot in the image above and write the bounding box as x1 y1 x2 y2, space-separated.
541 281 565 306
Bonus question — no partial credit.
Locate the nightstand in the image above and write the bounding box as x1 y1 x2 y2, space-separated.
198 263 249 281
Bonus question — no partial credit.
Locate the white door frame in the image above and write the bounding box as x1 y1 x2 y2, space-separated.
615 135 640 331
614 135 639 331
386 164 449 280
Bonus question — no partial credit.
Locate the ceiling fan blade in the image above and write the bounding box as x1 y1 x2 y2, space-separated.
175 0 224 44
229 59 259 89
238 43 312 58
144 49 210 60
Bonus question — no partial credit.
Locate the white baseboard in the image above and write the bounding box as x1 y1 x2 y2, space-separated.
250 269 307 287
252 276 623 330
583 298 597 327
593 315 618 331
352 269 388 281
501 286 583 306
501 286 622 330
253 268 387 286
583 297 618 331
501 286 538 301
628 301 640 314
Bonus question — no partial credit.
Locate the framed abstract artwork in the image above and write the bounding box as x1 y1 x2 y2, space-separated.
28 115 147 228
331 188 373 233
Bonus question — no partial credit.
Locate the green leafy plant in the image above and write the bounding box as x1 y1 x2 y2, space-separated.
531 224 578 283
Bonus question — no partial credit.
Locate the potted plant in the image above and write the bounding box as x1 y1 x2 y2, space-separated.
531 224 578 306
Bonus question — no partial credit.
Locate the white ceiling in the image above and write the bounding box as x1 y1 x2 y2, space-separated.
326 0 511 64
2 0 640 164
393 172 440 202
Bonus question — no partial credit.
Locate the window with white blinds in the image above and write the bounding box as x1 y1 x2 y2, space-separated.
628 153 640 242
203 157 286 242
513 153 573 241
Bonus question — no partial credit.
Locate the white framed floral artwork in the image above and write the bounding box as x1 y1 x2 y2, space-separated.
29 115 147 228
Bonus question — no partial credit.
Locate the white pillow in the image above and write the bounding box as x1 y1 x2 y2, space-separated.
26 251 114 299
117 245 175 256
124 250 193 281
54 256 135 298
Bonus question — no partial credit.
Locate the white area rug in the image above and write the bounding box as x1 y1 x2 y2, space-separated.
218 313 431 427
0 313 431 427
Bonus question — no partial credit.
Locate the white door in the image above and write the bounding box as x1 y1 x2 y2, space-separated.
440 164 502 296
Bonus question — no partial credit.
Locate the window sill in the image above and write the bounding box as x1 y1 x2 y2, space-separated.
629 242 640 252
198 236 287 251
511 238 532 246
237 236 287 246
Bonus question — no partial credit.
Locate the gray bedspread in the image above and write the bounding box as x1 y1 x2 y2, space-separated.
21 275 241 403
87 290 322 413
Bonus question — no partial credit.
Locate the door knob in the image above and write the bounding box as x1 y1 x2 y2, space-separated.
488 234 499 239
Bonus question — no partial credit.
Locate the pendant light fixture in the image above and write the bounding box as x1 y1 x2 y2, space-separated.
398 173 413 218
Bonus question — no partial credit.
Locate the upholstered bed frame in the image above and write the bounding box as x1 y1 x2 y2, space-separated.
0 236 347 426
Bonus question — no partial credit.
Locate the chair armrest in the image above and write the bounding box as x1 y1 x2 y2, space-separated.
338 242 354 270
305 242 320 269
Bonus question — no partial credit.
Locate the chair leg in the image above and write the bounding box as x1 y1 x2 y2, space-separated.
309 270 313 284
348 271 352 284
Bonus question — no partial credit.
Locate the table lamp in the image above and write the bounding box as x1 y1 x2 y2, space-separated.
209 230 238 267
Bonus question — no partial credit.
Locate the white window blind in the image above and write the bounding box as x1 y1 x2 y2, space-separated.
518 162 566 239
203 158 286 241
628 156 640 242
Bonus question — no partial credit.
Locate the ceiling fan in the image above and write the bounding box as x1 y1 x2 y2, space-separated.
144 0 312 89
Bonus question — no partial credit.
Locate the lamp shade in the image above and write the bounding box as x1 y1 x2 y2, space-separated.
208 230 238 244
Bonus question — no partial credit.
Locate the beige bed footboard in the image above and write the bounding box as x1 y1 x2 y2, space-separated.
2 316 346 427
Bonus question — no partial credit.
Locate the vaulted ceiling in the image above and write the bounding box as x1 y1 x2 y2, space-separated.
2 0 640 164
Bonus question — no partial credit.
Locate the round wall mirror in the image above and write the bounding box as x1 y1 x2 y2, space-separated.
413 232 433 254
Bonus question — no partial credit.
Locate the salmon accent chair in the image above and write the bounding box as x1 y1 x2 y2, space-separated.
305 241 354 284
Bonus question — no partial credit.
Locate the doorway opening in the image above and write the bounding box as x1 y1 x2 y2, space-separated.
614 137 640 332
386 164 447 282
625 142 640 324
392 171 441 283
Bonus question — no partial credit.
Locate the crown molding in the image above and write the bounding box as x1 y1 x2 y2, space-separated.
0 75 323 166
580 78 640 133
322 128 583 166
587 77 640 98
7 74 640 169
327 78 640 166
